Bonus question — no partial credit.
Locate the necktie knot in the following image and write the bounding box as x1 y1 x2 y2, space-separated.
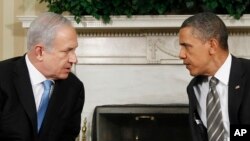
43 80 52 91
209 77 218 89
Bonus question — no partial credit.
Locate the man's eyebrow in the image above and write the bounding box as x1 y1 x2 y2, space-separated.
180 42 190 46
67 46 77 50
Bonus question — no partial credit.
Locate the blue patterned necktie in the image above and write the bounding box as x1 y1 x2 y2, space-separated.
206 77 225 141
37 80 52 132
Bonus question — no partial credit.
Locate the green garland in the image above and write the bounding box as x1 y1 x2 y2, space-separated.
39 0 250 23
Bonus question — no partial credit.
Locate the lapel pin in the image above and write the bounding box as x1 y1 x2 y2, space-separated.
235 85 240 89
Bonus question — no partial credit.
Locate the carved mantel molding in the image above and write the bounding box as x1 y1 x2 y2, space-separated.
18 15 250 64
17 14 250 29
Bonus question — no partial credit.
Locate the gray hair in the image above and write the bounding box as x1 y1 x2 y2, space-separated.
27 12 72 51
180 12 228 50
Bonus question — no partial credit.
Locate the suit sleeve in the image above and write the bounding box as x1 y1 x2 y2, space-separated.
60 83 85 141
0 90 2 117
0 87 5 118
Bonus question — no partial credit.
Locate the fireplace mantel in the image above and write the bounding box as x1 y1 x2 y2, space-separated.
17 14 250 65
18 14 250 29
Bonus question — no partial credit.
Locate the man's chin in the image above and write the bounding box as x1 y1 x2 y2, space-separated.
189 71 198 77
58 74 69 80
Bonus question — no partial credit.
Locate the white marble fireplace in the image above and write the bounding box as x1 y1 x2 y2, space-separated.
18 14 250 141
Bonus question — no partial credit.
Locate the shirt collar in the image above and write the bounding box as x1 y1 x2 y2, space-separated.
25 55 47 85
214 54 232 86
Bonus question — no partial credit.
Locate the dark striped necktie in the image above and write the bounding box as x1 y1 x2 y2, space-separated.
206 77 225 141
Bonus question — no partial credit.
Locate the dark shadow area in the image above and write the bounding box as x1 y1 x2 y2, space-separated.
92 104 192 141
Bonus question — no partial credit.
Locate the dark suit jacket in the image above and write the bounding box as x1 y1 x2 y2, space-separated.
187 56 250 141
0 56 85 141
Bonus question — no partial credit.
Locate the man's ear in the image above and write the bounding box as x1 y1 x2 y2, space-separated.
209 38 219 55
34 44 44 61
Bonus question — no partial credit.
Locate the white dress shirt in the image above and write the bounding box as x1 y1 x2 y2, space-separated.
25 55 54 111
194 54 231 141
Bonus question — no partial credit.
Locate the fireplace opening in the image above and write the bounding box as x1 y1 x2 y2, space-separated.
92 104 191 141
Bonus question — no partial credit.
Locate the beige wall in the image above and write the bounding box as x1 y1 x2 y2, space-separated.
0 0 47 60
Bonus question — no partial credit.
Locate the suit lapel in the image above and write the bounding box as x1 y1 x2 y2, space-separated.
187 76 206 113
187 77 198 113
13 56 38 135
228 56 246 124
187 76 209 140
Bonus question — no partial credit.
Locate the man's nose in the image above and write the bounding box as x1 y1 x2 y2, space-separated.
69 52 78 64
179 47 186 59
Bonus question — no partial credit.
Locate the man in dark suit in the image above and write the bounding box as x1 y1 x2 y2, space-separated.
179 12 250 141
0 12 85 141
